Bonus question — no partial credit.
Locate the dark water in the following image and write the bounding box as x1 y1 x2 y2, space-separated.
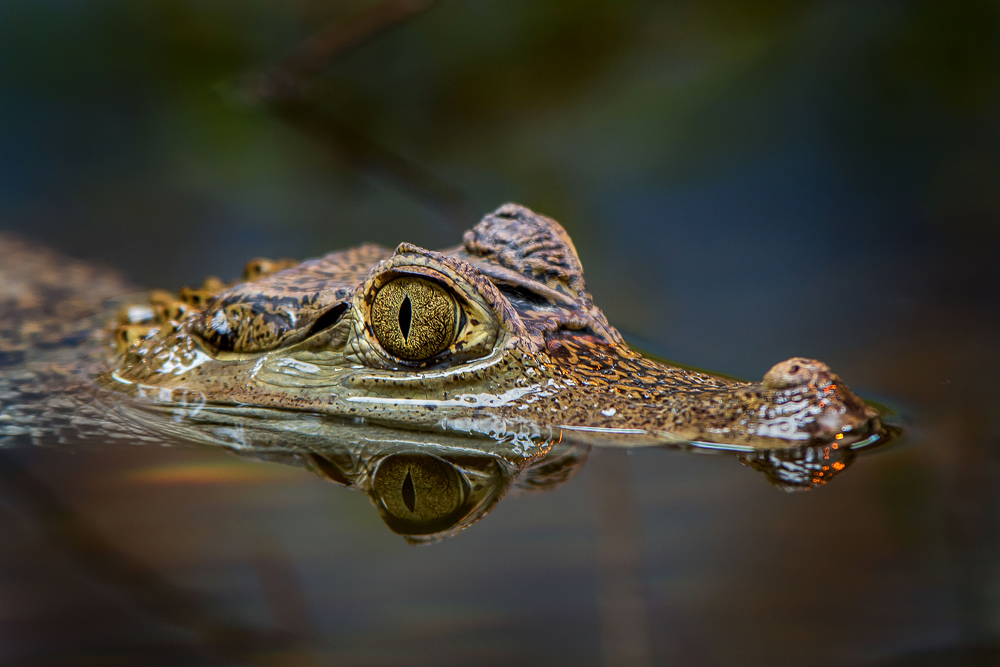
2 1 1000 665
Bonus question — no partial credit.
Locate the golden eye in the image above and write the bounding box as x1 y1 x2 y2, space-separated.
370 276 458 361
372 455 468 533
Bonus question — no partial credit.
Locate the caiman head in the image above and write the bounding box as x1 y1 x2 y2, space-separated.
105 203 883 453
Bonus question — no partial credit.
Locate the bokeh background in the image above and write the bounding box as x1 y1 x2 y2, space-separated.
1 1 999 665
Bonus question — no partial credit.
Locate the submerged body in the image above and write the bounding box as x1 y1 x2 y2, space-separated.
101 203 880 451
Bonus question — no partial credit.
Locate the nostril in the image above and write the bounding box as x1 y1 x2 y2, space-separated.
763 357 830 390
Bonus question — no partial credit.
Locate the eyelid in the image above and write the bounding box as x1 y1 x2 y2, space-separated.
351 254 510 370
375 267 452 289
371 268 477 324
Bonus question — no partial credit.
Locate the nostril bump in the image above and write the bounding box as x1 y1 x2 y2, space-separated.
763 357 830 390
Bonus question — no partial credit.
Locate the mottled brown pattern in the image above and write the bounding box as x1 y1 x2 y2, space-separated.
0 219 879 548
192 244 391 353
462 203 586 299
99 203 883 451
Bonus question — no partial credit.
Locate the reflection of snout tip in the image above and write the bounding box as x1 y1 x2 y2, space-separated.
815 406 864 440
815 391 883 444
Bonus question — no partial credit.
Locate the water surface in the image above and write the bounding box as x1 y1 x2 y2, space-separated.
1 1 999 665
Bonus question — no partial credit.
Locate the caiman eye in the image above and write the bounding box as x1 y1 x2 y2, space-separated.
370 276 458 361
372 455 468 533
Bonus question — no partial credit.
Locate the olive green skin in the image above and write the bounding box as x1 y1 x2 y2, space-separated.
102 203 881 452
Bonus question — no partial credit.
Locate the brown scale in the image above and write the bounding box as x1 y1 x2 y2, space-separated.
242 257 299 281
108 256 341 356
190 244 392 353
111 274 233 354
98 203 884 451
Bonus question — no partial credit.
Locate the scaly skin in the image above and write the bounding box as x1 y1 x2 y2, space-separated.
0 207 887 540
103 203 882 451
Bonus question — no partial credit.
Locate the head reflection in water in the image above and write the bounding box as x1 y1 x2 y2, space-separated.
292 440 588 543
229 431 889 543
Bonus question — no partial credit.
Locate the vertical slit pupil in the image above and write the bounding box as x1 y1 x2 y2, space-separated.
399 295 412 341
401 471 416 513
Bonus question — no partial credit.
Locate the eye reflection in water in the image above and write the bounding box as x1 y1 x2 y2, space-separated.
246 436 593 544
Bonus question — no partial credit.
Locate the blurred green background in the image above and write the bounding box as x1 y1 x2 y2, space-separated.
3 0 997 376
1 1 999 665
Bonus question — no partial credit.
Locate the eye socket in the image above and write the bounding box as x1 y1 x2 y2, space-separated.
370 276 458 361
372 455 469 534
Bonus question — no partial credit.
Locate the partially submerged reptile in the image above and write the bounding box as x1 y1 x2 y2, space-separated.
107 203 881 448
0 203 890 540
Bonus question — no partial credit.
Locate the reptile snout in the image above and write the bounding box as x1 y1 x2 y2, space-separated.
762 357 831 390
761 357 880 444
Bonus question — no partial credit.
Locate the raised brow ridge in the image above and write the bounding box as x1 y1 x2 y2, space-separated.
462 203 587 300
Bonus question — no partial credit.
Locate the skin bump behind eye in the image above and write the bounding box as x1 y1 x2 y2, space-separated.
370 277 458 361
